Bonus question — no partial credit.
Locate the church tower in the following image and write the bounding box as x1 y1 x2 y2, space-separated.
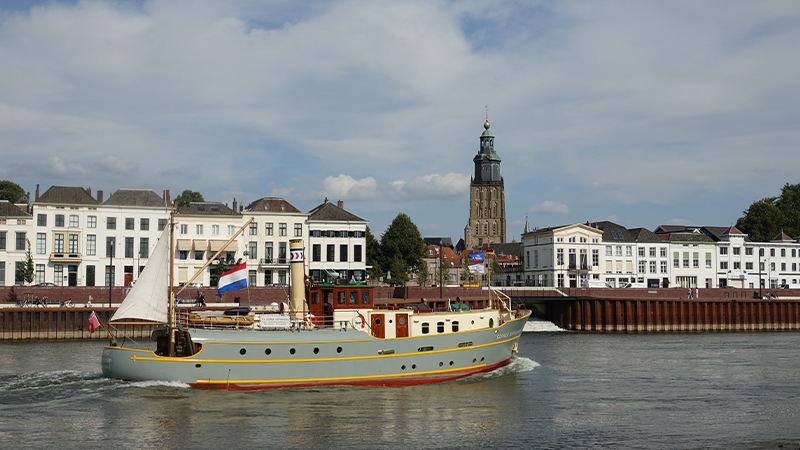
465 114 506 249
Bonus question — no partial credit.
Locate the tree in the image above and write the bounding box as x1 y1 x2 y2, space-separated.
416 260 430 286
365 226 384 282
0 180 27 203
20 239 34 291
386 257 410 287
736 182 800 242
379 213 425 286
174 190 205 208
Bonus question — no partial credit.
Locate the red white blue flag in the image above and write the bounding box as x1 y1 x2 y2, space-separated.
218 263 248 296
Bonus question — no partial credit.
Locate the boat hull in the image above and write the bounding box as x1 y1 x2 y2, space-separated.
102 311 530 390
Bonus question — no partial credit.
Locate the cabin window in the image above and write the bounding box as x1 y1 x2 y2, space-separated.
452 321 459 332
337 292 345 305
437 322 445 333
421 322 429 334
361 291 370 305
349 291 357 305
311 292 319 304
489 318 494 328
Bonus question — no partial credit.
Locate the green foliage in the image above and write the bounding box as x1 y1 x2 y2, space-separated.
379 213 425 286
736 182 800 241
174 190 205 208
22 239 35 286
365 226 384 281
416 259 430 286
0 180 27 203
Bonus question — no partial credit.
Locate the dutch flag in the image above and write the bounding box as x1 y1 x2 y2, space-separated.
218 263 248 296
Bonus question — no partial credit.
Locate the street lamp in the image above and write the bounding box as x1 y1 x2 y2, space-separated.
108 239 117 308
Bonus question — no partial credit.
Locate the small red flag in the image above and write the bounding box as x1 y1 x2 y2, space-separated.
88 311 100 334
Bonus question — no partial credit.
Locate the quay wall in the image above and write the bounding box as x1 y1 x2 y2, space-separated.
0 308 158 341
547 297 800 332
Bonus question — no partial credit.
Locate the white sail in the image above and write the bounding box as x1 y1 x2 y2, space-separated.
110 230 170 323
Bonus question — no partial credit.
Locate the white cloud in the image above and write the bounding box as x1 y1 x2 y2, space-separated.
96 155 139 174
530 201 571 215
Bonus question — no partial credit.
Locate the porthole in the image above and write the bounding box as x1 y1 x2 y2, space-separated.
472 358 477 364
480 357 485 363
290 348 296 355
449 361 454 366
401 365 406 370
412 364 416 369
471 320 475 325
439 362 444 367
239 348 246 355
195 364 202 368
375 318 382 325
314 347 319 354
399 317 406 325
337 346 343 353
265 348 272 355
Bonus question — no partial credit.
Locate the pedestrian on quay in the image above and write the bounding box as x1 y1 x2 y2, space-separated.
687 289 693 299
87 295 93 308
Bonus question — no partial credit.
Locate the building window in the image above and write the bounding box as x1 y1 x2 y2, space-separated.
249 270 257 286
615 246 622 257
86 265 95 286
265 223 273 236
179 251 188 260
265 242 273 262
248 242 257 260
227 225 235 236
733 247 740 256
212 225 219 235
196 224 203 235
340 244 348 262
87 235 96 256
557 248 563 265
15 232 26 251
720 261 728 270
249 222 258 236
106 237 116 257
69 215 79 227
639 260 646 272
37 214 47 226
720 247 728 255
693 252 699 268
638 247 645 258
683 252 690 268
626 246 632 257
592 249 599 267
125 237 134 258
781 248 786 257
660 248 667 258
770 249 775 257
0 231 5 250
55 214 64 227
327 245 335 262
140 218 149 231
54 265 63 287
107 217 116 230
649 247 656 257
54 233 64 253
35 264 45 284
36 233 46 254
673 252 679 268
194 250 203 260
279 242 287 263
734 262 741 270
746 262 753 270
279 223 287 237
294 224 302 237
140 238 149 259
158 219 167 231
605 246 612 256
706 253 712 268
0 262 4 285
180 224 188 235
68 234 78 253
125 218 134 230
313 244 321 262
354 245 362 262
650 261 657 273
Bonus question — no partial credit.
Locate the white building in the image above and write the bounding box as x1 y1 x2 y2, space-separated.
174 201 242 287
0 200 33 286
306 200 368 283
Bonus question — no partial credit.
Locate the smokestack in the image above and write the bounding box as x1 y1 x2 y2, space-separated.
290 239 306 321
165 189 170 206
35 184 40 201
232 198 237 213
97 190 103 204
337 200 343 209
239 205 243 213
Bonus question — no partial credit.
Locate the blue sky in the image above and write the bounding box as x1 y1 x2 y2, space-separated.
1 0 799 242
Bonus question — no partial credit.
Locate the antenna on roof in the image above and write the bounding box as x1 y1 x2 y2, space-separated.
485 105 489 120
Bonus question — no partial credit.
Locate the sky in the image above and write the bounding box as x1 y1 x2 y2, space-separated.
1 0 799 242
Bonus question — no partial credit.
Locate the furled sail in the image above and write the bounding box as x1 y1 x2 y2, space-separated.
110 231 170 323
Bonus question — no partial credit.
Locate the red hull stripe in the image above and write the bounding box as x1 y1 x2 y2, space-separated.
189 357 513 391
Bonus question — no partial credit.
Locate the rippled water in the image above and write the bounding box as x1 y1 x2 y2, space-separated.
1 324 799 449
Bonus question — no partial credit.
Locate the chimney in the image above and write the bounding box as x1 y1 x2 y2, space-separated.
337 200 343 209
86 187 91 196
232 198 237 213
97 190 103 204
35 184 40 201
165 189 170 206
239 205 243 213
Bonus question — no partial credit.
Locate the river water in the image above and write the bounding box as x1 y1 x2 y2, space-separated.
1 321 799 449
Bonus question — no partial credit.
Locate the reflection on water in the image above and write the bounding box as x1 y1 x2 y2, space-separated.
2 332 800 449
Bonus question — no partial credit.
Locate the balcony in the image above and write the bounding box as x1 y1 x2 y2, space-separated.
568 263 589 272
50 252 82 263
259 257 288 268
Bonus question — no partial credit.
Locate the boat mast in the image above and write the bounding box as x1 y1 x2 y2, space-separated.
168 203 176 357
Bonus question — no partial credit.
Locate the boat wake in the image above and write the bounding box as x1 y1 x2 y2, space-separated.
127 379 191 389
0 370 112 405
523 318 565 332
466 356 540 382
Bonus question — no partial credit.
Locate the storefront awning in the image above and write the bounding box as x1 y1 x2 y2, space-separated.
176 239 192 251
192 240 207 251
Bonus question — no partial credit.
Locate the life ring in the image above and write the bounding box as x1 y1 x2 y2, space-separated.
351 312 367 329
